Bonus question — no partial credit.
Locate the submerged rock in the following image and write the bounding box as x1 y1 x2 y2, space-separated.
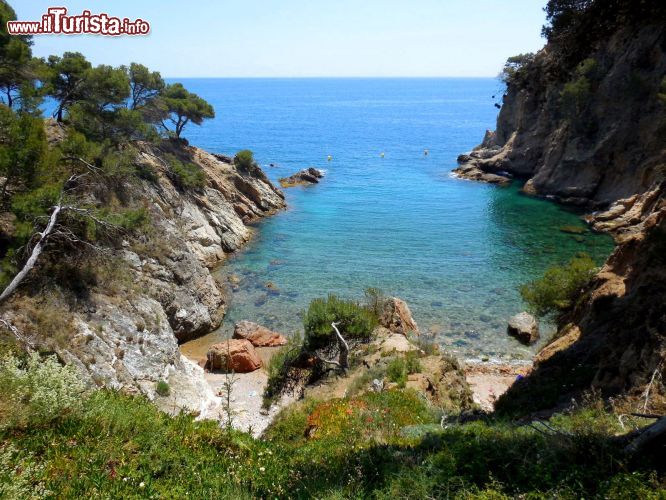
233 320 288 347
507 312 539 345
380 297 419 336
279 167 324 188
207 339 262 373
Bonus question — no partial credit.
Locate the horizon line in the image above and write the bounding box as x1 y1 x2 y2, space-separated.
163 75 501 80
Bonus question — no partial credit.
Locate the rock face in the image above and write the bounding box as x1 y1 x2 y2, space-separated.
454 25 665 209
232 321 288 347
279 168 324 188
507 312 539 345
6 137 285 416
207 339 263 373
498 186 666 416
380 298 419 336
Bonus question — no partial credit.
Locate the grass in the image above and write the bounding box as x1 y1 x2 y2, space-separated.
1 384 664 498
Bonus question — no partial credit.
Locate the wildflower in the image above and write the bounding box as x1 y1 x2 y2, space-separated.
259 467 266 472
139 482 145 489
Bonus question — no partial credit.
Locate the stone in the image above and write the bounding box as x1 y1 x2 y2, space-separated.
380 297 419 336
232 320 288 347
207 339 262 373
507 312 539 345
279 167 324 188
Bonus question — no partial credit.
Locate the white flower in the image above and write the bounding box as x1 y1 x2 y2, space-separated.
259 467 265 472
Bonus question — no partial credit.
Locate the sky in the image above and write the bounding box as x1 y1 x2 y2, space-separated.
12 1 547 78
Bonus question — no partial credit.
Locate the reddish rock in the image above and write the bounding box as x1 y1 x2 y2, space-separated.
380 297 419 336
207 339 262 373
232 321 288 347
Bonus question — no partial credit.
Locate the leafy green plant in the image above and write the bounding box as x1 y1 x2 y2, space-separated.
387 357 407 388
0 352 86 430
233 149 258 172
405 351 422 375
155 380 170 397
164 153 205 189
520 253 598 318
303 295 378 349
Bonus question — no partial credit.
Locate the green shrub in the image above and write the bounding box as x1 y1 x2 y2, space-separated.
499 53 535 86
520 253 598 318
0 352 87 429
561 75 591 115
364 287 386 318
386 357 407 388
165 154 205 189
233 149 258 172
155 380 170 397
303 295 378 349
263 333 304 408
405 350 422 374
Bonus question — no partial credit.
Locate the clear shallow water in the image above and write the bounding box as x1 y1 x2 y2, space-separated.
178 78 614 361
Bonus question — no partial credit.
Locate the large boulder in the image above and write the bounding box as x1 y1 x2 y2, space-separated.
380 298 419 336
232 320 288 347
279 168 324 188
507 312 539 345
207 339 262 373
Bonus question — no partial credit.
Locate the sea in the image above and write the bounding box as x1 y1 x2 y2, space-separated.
173 78 613 362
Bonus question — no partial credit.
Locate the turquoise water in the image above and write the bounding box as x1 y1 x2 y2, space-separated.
179 78 613 361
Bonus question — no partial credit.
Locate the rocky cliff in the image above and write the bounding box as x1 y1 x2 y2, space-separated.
4 134 285 417
455 24 665 208
455 7 666 414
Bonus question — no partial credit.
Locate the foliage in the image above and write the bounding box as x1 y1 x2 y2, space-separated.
233 149 258 172
126 62 164 110
0 352 86 430
386 357 407 388
520 253 598 318
0 105 47 200
158 83 215 138
303 294 378 349
45 52 92 122
0 377 663 498
155 380 170 397
164 153 206 189
364 286 386 318
499 53 535 86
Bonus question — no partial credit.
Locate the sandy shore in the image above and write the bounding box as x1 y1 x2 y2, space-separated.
464 361 532 411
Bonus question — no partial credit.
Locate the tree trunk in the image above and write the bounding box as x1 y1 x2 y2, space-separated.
0 204 61 305
331 322 349 370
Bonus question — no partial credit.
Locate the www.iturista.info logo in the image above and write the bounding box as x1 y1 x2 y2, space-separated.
6 7 150 36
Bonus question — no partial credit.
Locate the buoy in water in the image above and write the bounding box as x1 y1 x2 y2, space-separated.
424 149 429 156
327 155 332 162
380 152 385 158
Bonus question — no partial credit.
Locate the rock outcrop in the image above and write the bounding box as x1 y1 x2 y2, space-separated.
207 339 263 373
5 135 285 416
279 168 324 188
233 321 288 347
507 312 539 345
379 297 419 336
498 204 666 415
454 25 665 209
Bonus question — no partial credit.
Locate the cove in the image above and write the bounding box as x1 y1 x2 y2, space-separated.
177 78 614 362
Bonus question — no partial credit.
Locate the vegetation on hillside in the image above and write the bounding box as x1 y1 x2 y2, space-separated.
0 353 664 498
0 0 220 336
519 253 598 319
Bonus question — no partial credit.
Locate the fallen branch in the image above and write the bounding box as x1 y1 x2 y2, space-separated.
624 417 666 455
0 203 61 306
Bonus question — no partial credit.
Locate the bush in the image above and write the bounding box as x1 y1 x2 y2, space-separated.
0 352 86 429
520 253 598 318
499 53 535 86
155 380 170 397
303 295 378 349
364 287 386 318
165 154 205 189
233 149 258 172
387 357 407 388
405 351 422 374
